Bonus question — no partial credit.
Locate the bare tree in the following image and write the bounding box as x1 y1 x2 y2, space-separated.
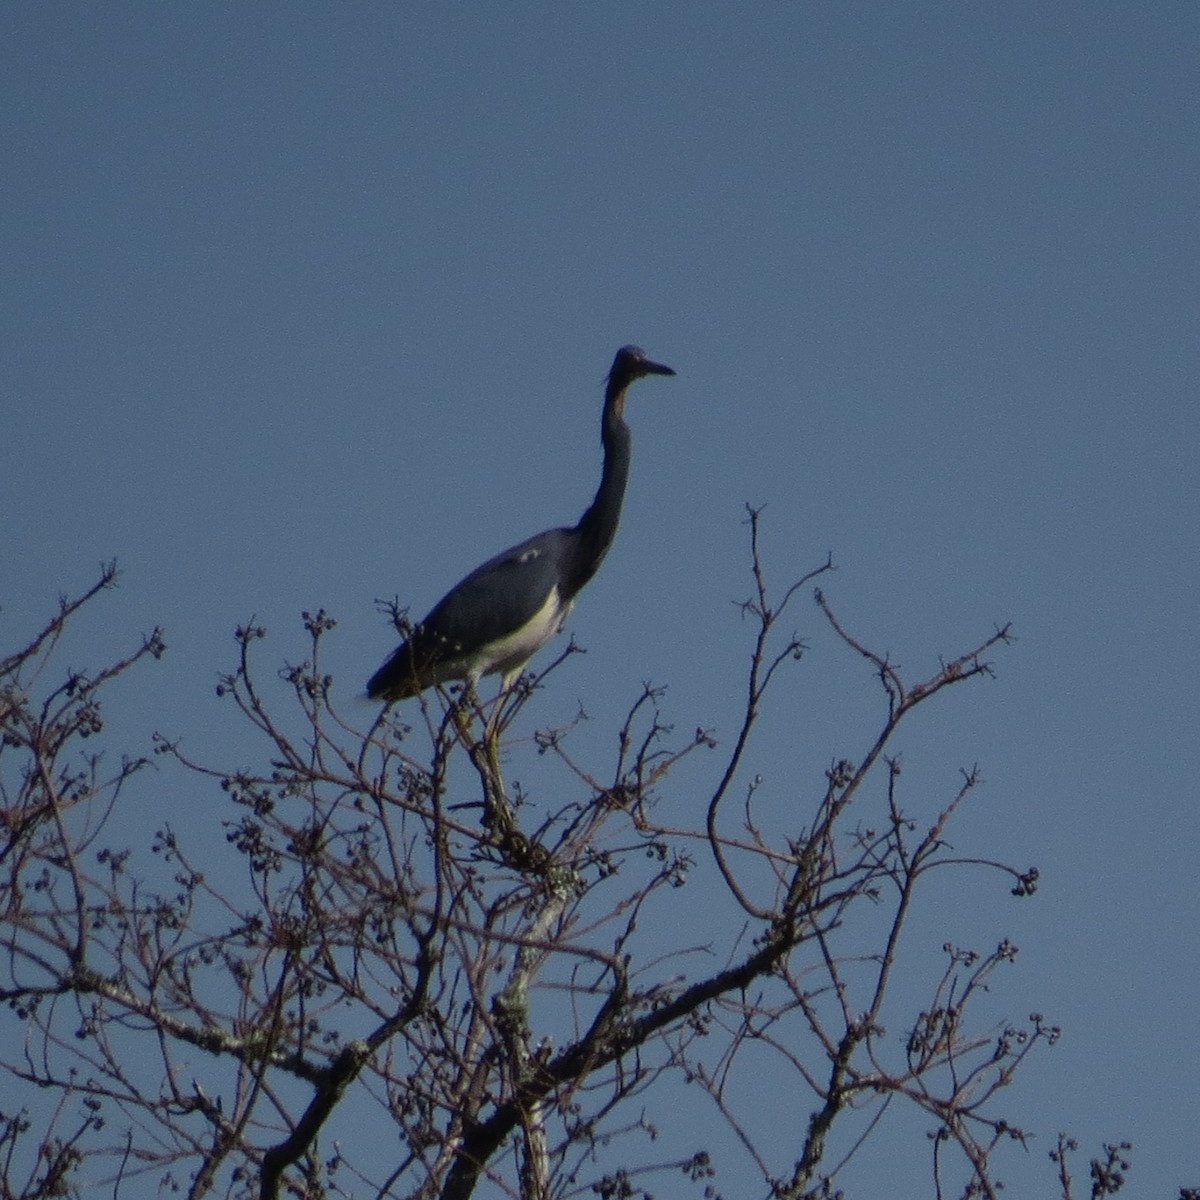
0 516 1139 1200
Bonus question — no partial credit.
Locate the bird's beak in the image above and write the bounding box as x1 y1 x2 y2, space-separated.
642 359 676 377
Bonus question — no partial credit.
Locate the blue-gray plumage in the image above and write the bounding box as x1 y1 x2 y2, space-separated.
367 345 675 702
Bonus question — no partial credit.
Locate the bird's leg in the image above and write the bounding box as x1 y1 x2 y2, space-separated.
482 680 509 760
451 678 546 873
483 664 526 766
450 680 511 842
450 705 475 764
480 704 510 839
482 703 501 759
449 685 488 759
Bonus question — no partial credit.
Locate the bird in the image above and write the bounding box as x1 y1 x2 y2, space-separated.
367 345 675 705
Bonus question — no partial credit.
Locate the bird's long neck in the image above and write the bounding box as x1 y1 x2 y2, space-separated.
568 385 631 598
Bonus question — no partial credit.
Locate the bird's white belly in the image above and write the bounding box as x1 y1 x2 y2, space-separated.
475 586 571 681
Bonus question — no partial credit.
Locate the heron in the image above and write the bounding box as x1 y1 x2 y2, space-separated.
367 345 676 706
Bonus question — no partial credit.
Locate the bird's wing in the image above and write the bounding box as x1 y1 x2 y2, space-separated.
416 529 567 657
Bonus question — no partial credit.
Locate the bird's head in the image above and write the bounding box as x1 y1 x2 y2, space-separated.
607 345 676 394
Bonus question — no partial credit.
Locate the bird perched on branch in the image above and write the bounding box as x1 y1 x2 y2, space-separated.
367 345 676 704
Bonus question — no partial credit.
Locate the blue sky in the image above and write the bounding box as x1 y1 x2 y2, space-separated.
3 3 1198 1194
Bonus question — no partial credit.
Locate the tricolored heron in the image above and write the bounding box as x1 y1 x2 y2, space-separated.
367 345 675 704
